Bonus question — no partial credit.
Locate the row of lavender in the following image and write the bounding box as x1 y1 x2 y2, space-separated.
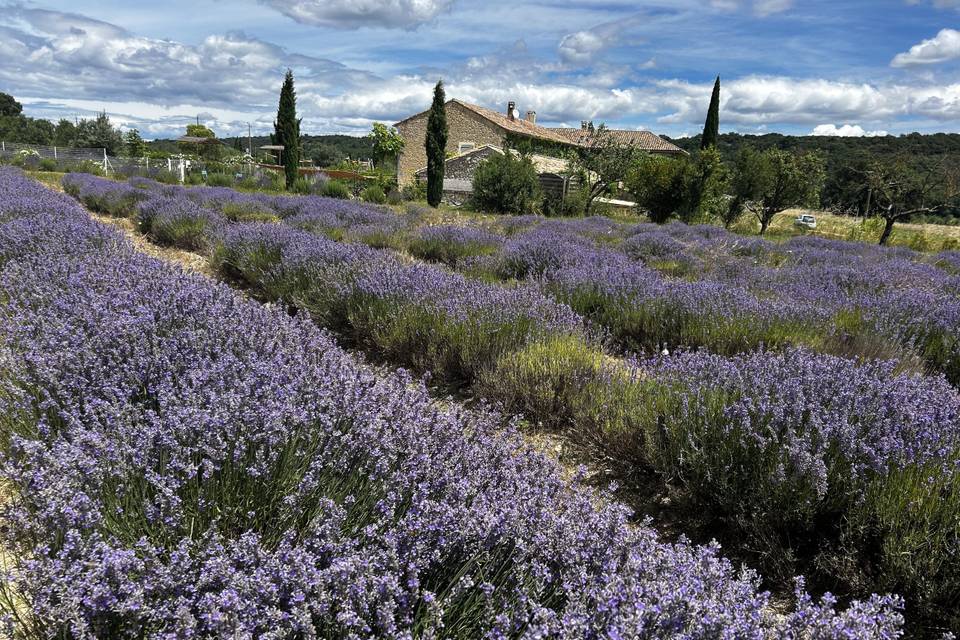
68 173 960 386
2 166 911 637
61 173 960 632
397 217 960 387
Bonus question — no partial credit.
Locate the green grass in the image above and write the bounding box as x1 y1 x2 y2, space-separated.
745 208 960 253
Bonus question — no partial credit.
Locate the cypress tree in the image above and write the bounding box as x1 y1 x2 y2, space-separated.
425 80 448 208
273 69 301 189
701 76 721 150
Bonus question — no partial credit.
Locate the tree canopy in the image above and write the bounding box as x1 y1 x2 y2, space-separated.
273 69 301 189
729 147 825 235
700 77 720 150
369 122 404 170
425 80 448 208
0 92 23 117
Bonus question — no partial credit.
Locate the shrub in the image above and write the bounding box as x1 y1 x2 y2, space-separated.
206 173 234 187
408 225 503 266
221 201 279 223
38 158 58 172
361 184 387 204
401 180 427 202
140 195 225 250
291 176 314 195
65 160 106 177
471 152 541 214
236 175 260 190
626 155 688 224
185 172 204 185
62 173 145 217
480 334 647 434
542 185 588 217
154 168 180 184
320 180 350 199
386 189 403 205
632 348 960 614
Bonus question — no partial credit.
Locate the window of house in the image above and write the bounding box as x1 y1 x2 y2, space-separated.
458 142 476 154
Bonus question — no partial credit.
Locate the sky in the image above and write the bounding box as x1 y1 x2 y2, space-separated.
1 0 960 140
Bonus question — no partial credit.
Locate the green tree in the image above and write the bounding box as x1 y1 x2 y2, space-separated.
701 76 720 150
75 111 123 155
0 92 22 117
471 151 541 214
369 122 404 171
626 155 689 223
273 69 302 189
730 147 825 235
574 125 643 215
863 156 956 245
125 129 147 158
679 147 728 224
186 124 215 139
425 80 448 207
53 119 77 147
0 114 53 145
180 123 221 160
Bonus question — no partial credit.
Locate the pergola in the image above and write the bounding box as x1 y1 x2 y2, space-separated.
176 135 222 160
260 144 284 164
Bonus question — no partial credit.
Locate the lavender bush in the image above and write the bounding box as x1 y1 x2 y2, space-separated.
408 224 504 266
53 172 960 633
0 166 910 638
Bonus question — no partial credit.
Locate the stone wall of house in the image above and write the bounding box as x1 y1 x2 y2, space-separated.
396 102 507 187
413 146 502 182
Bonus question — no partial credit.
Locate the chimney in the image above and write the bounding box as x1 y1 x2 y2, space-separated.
525 110 537 125
581 120 588 130
507 101 516 120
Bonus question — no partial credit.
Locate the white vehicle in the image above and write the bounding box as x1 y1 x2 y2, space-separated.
794 213 817 229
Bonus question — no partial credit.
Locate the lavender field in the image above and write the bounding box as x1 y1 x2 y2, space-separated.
1 167 957 637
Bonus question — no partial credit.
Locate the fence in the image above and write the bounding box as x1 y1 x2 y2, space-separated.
0 141 109 170
1 141 278 185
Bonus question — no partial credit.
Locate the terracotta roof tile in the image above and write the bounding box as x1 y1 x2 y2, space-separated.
394 98 684 154
548 127 686 154
449 100 575 145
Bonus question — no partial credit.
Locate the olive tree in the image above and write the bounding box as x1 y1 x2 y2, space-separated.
730 147 825 235
863 156 958 245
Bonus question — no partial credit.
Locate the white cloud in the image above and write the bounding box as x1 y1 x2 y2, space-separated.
258 0 455 30
558 30 607 64
0 7 377 108
653 75 960 126
811 124 889 137
905 0 960 8
709 0 793 15
891 28 960 67
753 0 793 16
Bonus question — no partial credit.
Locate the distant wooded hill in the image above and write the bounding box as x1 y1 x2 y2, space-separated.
664 131 960 160
666 132 960 216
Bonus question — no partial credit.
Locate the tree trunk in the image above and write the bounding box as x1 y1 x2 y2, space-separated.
584 182 604 216
759 215 770 236
878 217 895 246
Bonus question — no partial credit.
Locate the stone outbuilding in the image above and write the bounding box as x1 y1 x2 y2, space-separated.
412 145 581 205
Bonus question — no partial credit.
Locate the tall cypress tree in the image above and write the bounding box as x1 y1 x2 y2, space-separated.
273 69 301 189
700 76 721 150
425 80 448 208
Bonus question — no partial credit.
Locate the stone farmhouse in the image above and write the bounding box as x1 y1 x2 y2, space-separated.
393 98 686 196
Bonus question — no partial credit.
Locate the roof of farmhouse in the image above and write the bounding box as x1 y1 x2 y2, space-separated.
548 126 686 155
394 98 684 154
